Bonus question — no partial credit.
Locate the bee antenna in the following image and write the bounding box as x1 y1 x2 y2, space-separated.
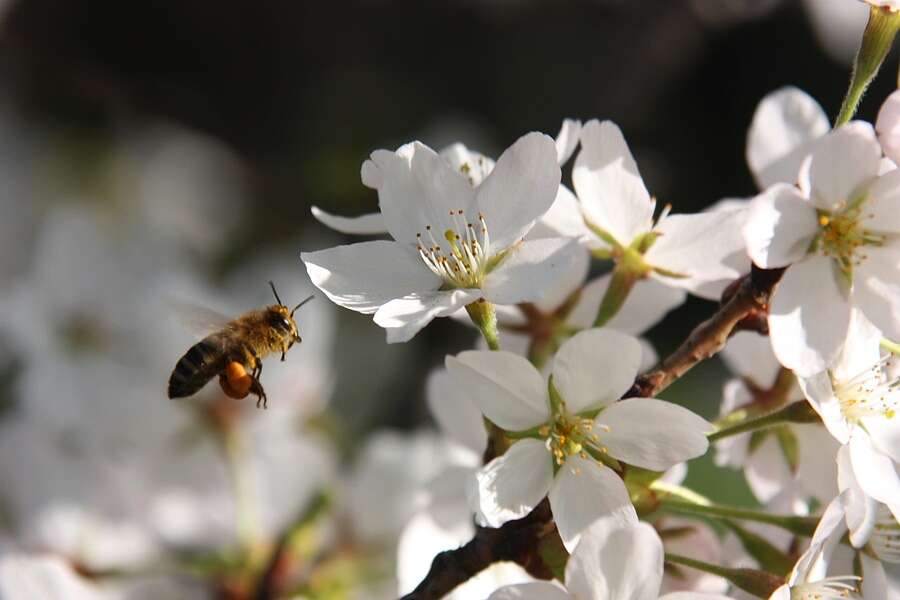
291 295 315 316
269 281 284 307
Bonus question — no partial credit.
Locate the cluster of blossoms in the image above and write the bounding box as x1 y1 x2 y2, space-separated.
302 14 900 594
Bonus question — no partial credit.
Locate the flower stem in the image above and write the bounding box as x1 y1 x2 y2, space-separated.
659 497 818 537
466 299 500 350
835 6 900 127
708 401 820 442
881 337 900 355
593 264 638 327
665 553 784 598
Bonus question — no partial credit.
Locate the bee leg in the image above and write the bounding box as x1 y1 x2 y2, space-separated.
249 377 268 409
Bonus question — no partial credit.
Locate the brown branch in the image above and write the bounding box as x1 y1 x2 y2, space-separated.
402 266 786 600
625 265 784 398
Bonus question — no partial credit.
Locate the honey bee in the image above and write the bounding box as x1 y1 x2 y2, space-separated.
167 282 313 409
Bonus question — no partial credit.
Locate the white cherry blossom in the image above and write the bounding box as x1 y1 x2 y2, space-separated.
743 121 900 375
302 132 582 342
798 311 900 529
445 328 710 551
572 119 747 300
488 515 733 600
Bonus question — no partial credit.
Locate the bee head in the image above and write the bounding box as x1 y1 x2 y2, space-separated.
268 281 313 349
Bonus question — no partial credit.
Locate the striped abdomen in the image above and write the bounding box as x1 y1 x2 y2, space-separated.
167 335 228 399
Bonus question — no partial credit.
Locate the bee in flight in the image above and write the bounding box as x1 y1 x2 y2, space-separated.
167 282 313 409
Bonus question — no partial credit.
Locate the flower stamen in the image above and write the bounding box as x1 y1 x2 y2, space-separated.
832 355 899 423
416 210 492 289
792 576 861 599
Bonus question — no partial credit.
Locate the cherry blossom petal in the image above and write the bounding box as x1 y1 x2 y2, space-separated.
483 238 584 306
362 142 477 245
375 289 482 343
474 439 553 528
531 241 589 313
566 519 662 600
476 132 561 249
527 185 593 243
768 256 852 377
646 209 750 295
549 456 637 552
860 553 888 600
808 122 881 212
440 143 496 187
574 120 654 247
721 331 782 387
446 351 549 431
746 87 829 189
862 168 900 234
0 553 110 600
309 206 387 235
744 434 793 505
794 424 840 503
848 433 900 521
837 444 878 547
742 184 819 269
552 329 642 413
302 241 440 314
853 244 900 341
798 372 851 444
596 399 711 470
566 274 686 333
877 90 900 167
489 583 570 600
659 595 735 600
832 308 883 382
555 119 582 166
426 369 488 457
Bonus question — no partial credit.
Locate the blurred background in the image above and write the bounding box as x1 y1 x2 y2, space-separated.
0 0 889 598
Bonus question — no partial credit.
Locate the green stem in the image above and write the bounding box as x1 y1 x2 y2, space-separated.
665 553 784 599
661 498 818 537
594 265 638 327
466 299 500 350
708 401 820 442
881 337 900 355
835 6 900 127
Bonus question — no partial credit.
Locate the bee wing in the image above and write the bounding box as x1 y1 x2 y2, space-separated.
169 300 234 338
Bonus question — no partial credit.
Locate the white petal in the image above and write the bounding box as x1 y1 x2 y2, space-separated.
302 241 440 314
860 553 888 600
596 399 711 470
566 520 662 600
527 184 594 243
659 595 735 600
877 89 900 167
439 142 496 188
363 143 476 244
483 238 584 306
808 122 881 211
397 508 474 595
742 184 819 269
832 307 883 382
837 444 877 547
310 206 388 235
849 432 900 519
768 256 851 377
549 456 637 552
0 554 109 600
474 439 553 528
555 119 582 165
426 369 488 456
853 244 900 341
713 382 752 469
375 289 481 343
531 241 590 313
721 330 782 387
566 274 686 334
744 434 793 505
746 86 829 189
551 328 642 413
646 210 749 293
573 120 654 246
794 423 840 503
768 584 791 600
863 168 900 234
476 132 562 249
489 583 571 600
798 372 851 444
445 351 549 431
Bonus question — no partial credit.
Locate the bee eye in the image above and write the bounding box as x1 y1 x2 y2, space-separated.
281 317 292 330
